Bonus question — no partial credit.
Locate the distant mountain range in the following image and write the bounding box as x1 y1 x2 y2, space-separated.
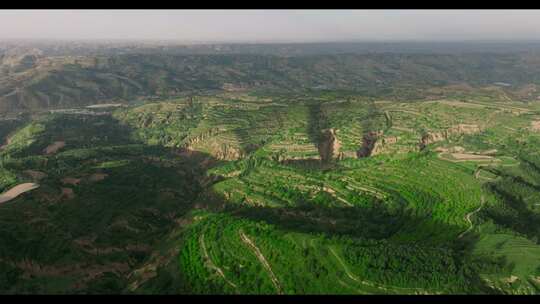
2 42 540 113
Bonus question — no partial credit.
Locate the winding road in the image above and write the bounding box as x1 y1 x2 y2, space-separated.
199 233 238 290
328 246 434 294
239 229 283 294
458 195 485 239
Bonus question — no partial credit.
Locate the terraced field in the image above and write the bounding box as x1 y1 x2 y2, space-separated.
107 93 540 294
2 91 540 294
176 211 487 294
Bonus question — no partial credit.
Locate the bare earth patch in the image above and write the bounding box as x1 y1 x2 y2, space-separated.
448 146 466 153
480 149 498 155
43 141 65 155
451 153 495 160
439 152 498 162
530 121 540 132
60 187 75 200
0 136 12 150
88 173 108 182
61 177 81 186
434 147 449 153
0 183 40 204
434 100 488 109
505 275 519 284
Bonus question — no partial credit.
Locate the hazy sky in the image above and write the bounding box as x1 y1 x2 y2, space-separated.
1 10 540 42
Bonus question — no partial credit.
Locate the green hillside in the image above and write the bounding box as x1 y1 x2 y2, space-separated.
1 87 540 294
3 52 540 113
3 44 540 294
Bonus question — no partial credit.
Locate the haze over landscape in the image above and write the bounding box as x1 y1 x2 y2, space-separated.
2 9 540 295
2 10 540 42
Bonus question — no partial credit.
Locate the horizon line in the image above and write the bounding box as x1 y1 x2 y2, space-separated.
4 38 540 45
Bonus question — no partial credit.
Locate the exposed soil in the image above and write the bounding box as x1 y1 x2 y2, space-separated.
420 124 480 149
450 153 494 160
0 136 12 150
43 141 65 155
481 149 498 155
88 173 108 182
505 275 519 284
0 183 40 204
61 177 81 186
357 131 381 158
317 128 341 162
530 121 540 132
438 152 497 162
60 187 75 200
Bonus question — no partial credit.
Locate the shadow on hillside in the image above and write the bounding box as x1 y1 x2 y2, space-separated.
5 113 137 158
0 112 231 294
206 193 498 294
482 161 540 244
0 111 502 295
306 102 328 148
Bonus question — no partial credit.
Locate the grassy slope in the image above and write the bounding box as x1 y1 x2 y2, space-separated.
0 113 205 293
119 93 540 294
2 91 540 294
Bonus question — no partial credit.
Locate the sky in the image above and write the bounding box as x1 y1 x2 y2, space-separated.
1 10 540 42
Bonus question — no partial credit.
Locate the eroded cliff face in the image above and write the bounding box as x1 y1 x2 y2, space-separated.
183 128 221 147
420 124 480 149
420 131 447 147
181 127 245 160
357 131 382 158
211 143 244 160
187 141 243 161
317 128 342 162
351 123 481 159
355 133 403 157
371 136 399 156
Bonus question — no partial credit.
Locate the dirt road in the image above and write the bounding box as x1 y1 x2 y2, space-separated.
239 229 283 294
458 195 485 239
328 246 433 294
199 233 238 290
0 183 40 204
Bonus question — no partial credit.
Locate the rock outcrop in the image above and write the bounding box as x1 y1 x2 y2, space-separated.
420 124 481 149
357 131 383 158
371 136 399 156
212 143 244 160
317 128 342 162
182 128 221 148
